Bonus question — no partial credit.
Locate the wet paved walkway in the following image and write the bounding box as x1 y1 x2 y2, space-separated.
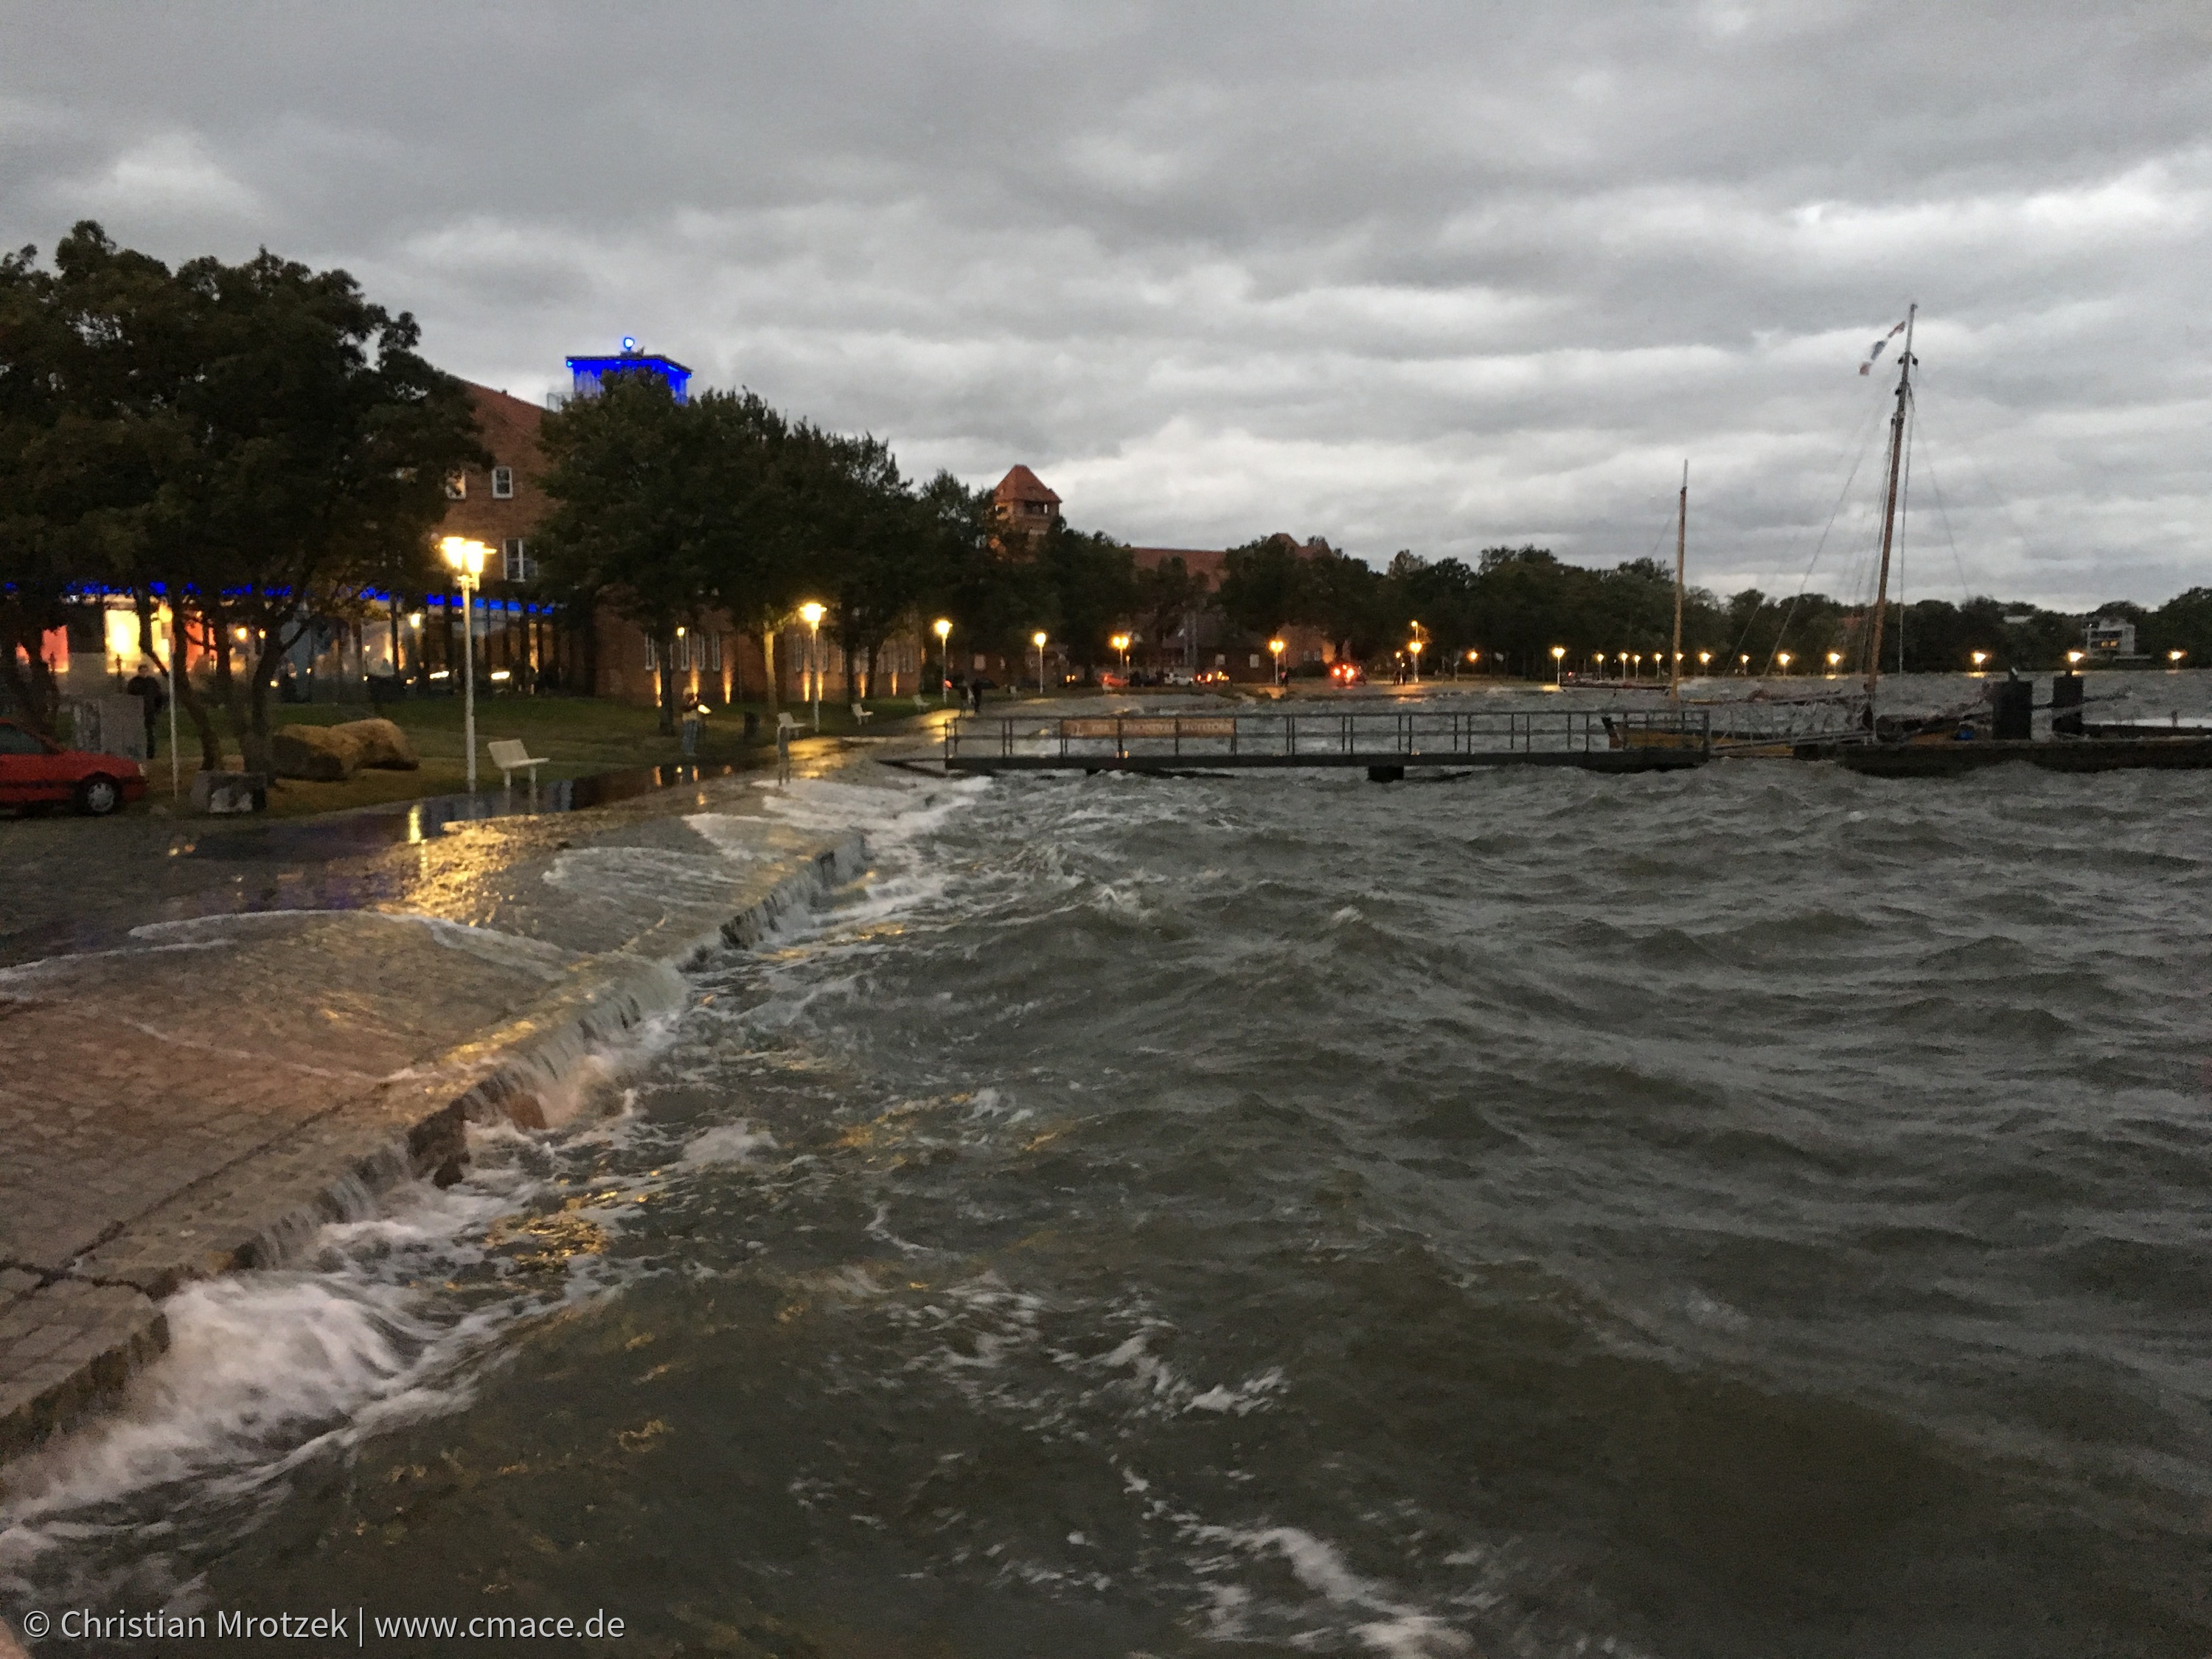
0 734 917 1459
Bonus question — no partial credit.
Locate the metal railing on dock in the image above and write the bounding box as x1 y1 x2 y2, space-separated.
943 707 1712 774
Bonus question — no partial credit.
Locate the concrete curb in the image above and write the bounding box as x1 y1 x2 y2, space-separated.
0 830 866 1467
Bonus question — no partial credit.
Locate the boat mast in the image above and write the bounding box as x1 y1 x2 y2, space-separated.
1863 303 1916 707
1669 459 1687 700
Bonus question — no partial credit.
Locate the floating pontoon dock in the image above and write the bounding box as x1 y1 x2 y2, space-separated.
942 709 1712 778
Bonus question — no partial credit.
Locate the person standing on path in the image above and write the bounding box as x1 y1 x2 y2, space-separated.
123 660 166 756
775 711 795 784
681 698 706 758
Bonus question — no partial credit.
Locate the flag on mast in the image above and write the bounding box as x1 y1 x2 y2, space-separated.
1860 319 1907 375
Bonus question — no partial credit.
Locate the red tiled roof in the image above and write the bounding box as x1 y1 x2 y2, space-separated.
1130 538 1328 589
994 465 1061 506
1130 546 1228 587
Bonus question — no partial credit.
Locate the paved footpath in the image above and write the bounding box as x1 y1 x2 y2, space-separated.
0 730 943 1463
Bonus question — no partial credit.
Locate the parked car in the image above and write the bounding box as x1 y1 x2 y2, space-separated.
0 718 147 815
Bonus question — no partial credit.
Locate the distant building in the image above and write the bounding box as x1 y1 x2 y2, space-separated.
564 339 692 406
1129 538 1336 680
2086 615 2142 661
983 462 1344 682
990 465 1062 554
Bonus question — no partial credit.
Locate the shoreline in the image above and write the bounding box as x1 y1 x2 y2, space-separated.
0 733 928 1470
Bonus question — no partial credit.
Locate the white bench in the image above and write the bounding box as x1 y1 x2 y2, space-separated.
850 702 874 725
486 737 547 789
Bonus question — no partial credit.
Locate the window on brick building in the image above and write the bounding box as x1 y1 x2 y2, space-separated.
502 538 535 582
491 466 514 499
443 471 466 500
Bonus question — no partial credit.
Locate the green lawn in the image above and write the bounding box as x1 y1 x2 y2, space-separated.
149 692 953 818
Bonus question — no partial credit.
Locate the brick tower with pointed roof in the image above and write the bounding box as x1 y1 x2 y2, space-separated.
990 465 1062 554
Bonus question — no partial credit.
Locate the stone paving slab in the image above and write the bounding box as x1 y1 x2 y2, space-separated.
0 742 903 1463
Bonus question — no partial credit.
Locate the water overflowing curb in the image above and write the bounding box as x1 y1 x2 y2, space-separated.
0 830 865 1468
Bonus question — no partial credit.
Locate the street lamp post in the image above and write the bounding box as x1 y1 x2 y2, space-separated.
1111 632 1132 684
1267 637 1285 686
1777 651 1793 675
439 535 488 791
1551 645 1565 686
933 618 953 703
799 601 826 731
1032 630 1048 697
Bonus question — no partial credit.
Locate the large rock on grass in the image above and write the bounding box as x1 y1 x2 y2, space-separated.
271 724 364 782
269 719 419 782
334 717 420 771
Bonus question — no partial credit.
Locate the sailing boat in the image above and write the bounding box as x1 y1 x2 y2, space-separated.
1852 306 1985 744
1607 457 1872 755
1610 304 1976 756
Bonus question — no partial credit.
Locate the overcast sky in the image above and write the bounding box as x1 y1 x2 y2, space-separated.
4 1 2208 605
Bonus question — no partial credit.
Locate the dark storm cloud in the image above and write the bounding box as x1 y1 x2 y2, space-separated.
4 1 2208 604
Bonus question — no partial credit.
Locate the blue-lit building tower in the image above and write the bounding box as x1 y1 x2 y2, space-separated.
564 338 692 405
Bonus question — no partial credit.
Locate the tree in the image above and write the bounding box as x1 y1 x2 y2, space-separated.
2145 588 2212 667
1036 523 1137 672
691 392 801 714
535 375 718 734
139 241 482 773
0 227 181 740
782 422 928 700
1133 554 1210 671
1215 535 1307 644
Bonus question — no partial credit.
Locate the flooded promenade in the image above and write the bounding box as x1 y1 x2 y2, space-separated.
0 740 886 1461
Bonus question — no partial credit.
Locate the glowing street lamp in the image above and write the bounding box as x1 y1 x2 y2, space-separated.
1826 651 1842 674
1697 650 1712 670
1112 631 1133 683
799 600 826 730
1970 650 1989 672
1406 637 1423 683
1631 652 1643 679
439 536 489 790
2169 649 2187 666
1551 644 1565 686
2066 649 2086 667
1267 636 1285 686
1777 651 1793 674
933 617 953 703
1032 630 1049 696
1739 653 1750 674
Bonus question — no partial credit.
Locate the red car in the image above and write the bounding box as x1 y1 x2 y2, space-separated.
0 717 147 815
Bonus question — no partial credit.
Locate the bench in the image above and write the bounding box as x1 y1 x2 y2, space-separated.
486 737 547 789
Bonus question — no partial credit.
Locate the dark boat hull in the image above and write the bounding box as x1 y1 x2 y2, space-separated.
1840 737 2212 777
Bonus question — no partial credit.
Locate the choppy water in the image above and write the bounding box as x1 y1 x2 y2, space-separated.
6 683 2211 1658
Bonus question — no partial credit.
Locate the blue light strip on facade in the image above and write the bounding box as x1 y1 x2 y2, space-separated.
565 349 692 406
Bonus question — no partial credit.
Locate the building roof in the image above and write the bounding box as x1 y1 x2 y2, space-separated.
993 465 1062 507
1130 546 1228 586
1130 538 1329 589
465 383 545 456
